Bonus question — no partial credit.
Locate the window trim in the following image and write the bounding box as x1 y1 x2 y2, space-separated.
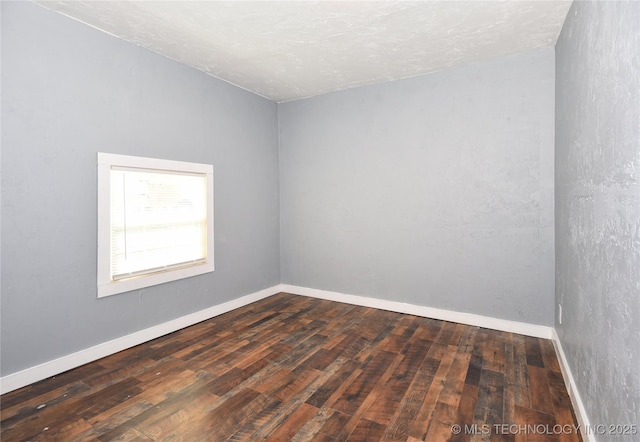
97 152 214 298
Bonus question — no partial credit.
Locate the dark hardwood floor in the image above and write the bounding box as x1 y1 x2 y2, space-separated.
1 293 581 441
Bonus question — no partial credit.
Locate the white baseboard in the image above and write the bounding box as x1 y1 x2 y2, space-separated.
280 284 596 442
0 285 282 395
551 329 594 442
2 282 588 442
289 285 591 440
280 284 554 339
283 285 595 438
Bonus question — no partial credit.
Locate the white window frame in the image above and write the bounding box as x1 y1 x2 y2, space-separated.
97 153 214 298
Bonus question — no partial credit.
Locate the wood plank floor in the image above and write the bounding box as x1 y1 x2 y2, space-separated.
1 293 581 441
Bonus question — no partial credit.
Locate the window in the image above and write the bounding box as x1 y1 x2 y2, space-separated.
97 153 214 298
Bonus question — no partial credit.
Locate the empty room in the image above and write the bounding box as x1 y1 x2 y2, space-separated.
1 0 638 441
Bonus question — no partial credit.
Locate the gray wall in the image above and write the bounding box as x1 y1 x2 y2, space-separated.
555 0 640 435
1 2 280 376
279 48 556 326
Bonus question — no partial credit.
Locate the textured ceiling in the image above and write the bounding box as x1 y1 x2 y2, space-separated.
36 1 572 102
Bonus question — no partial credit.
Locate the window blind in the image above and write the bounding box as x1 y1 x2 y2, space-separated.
110 167 207 281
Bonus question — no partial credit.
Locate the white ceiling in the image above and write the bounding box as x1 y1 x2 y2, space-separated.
36 1 573 102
